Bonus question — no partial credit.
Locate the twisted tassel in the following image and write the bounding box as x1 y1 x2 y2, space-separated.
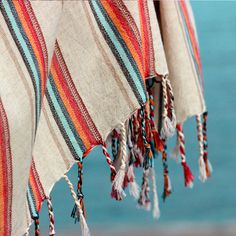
34 217 40 236
161 76 176 139
148 86 164 152
162 144 171 201
151 168 160 219
63 174 90 236
176 124 194 188
71 161 86 222
202 112 212 177
196 115 207 182
112 123 127 198
46 197 55 236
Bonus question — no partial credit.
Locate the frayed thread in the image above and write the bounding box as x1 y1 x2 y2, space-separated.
182 162 194 188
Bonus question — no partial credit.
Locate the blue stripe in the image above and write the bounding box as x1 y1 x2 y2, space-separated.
2 0 41 120
91 0 146 103
46 78 83 158
27 186 38 218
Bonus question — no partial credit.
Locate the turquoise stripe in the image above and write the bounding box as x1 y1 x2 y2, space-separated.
46 79 83 158
3 0 41 118
27 186 38 218
91 1 146 102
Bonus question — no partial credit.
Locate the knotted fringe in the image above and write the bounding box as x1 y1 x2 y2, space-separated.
161 75 176 139
176 124 194 188
63 175 90 236
112 123 127 199
202 112 212 177
71 161 86 223
162 144 172 201
33 217 40 236
151 168 160 219
46 197 55 236
196 115 207 182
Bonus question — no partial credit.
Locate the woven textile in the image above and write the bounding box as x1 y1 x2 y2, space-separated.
0 1 210 235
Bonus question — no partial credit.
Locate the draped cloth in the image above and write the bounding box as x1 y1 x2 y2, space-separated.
0 1 209 235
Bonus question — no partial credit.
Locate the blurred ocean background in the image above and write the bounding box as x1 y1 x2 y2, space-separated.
35 1 236 235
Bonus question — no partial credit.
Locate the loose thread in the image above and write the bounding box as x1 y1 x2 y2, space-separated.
162 142 171 201
63 175 90 236
71 161 86 222
46 197 55 236
34 217 40 236
176 124 194 188
202 112 212 177
196 115 207 182
161 76 176 139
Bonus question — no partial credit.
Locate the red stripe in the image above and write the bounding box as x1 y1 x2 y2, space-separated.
179 1 202 81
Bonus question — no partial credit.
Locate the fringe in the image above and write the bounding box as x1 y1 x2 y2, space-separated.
63 174 90 236
46 197 55 236
151 168 160 219
176 124 194 188
71 161 86 223
33 217 40 236
161 75 176 139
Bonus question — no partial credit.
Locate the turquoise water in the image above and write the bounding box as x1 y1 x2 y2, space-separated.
39 1 236 232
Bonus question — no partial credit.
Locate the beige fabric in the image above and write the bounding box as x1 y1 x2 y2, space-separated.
159 0 206 123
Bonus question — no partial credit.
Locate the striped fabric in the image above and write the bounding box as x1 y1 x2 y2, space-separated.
0 1 208 235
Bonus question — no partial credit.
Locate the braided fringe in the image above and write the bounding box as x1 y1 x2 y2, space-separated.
196 115 207 182
112 123 127 198
34 217 40 236
162 143 172 201
63 175 90 236
46 197 55 236
176 124 194 188
202 112 212 177
71 161 86 222
161 75 176 139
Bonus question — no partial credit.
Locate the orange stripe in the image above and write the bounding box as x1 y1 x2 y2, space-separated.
50 63 91 150
101 2 144 78
13 2 46 92
0 150 5 235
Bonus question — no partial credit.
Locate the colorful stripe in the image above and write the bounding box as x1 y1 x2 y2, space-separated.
0 99 13 236
45 42 102 161
27 160 45 218
178 0 203 91
0 0 48 127
89 0 147 105
138 0 155 78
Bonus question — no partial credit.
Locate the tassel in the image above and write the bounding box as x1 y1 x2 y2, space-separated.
138 168 151 210
176 124 194 188
196 115 207 182
203 112 212 177
161 76 176 139
112 123 127 198
63 174 90 236
127 165 140 199
162 143 171 201
46 197 55 236
71 161 86 222
34 217 40 236
171 134 180 161
151 168 160 219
